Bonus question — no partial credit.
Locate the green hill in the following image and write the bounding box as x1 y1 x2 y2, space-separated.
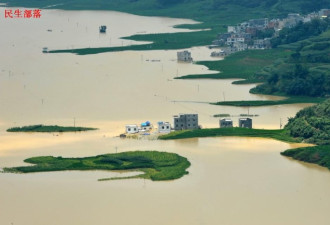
252 20 330 97
285 98 330 145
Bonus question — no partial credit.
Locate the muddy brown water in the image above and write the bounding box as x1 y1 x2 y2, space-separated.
0 8 329 225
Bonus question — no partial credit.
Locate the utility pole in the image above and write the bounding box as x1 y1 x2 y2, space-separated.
74 117 76 127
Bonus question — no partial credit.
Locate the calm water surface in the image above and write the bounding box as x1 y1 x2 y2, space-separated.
0 8 329 225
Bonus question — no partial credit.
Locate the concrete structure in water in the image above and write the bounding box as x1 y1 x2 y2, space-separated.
157 121 171 133
173 114 198 130
220 118 233 128
177 51 193 62
239 118 252 128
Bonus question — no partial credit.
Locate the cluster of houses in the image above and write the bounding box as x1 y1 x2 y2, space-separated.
124 113 253 135
125 114 199 135
210 9 330 56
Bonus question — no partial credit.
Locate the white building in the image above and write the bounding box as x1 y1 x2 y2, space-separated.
177 51 193 62
158 122 171 133
226 37 245 45
227 26 238 33
140 121 152 132
233 42 248 51
125 125 139 134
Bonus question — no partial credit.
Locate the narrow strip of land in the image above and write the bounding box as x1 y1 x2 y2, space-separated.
7 125 97 133
159 127 299 143
48 29 220 55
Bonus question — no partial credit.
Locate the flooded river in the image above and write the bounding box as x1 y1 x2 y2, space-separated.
0 8 329 225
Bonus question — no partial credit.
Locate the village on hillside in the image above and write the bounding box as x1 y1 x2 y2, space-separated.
208 9 330 56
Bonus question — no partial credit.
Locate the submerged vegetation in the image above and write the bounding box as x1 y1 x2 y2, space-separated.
159 127 299 143
176 49 290 84
281 145 330 170
7 125 97 133
49 29 221 55
212 97 324 107
4 151 191 181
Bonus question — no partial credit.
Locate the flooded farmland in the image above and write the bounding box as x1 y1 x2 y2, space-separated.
0 8 329 225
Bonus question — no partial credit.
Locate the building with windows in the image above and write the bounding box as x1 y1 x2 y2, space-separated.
157 121 171 133
220 118 233 128
177 51 193 62
173 114 198 130
239 118 252 129
125 125 139 134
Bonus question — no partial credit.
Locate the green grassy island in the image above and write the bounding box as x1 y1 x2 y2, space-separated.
3 151 191 181
281 145 330 170
7 125 97 133
159 127 299 143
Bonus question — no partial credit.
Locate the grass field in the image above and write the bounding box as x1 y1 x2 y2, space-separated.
159 127 300 143
7 125 97 133
3 151 191 181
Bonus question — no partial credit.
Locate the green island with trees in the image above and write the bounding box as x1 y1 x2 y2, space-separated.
3 151 191 181
7 125 97 133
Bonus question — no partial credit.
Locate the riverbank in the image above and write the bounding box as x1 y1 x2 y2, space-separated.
159 127 299 143
281 145 330 170
4 151 191 181
7 125 97 133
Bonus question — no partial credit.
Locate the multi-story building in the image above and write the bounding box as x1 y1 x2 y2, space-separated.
239 118 252 129
177 51 193 62
173 114 198 130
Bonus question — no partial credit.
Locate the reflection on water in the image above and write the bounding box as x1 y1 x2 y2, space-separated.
0 8 328 225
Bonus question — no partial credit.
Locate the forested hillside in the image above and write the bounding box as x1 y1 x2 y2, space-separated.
252 19 330 97
284 98 330 145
